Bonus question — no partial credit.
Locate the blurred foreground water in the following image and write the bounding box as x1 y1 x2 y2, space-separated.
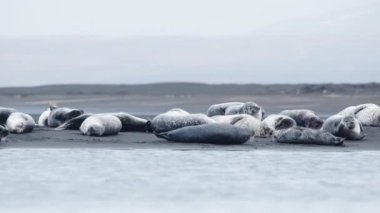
0 149 379 213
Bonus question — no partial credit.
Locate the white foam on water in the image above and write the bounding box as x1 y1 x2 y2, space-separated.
0 149 379 213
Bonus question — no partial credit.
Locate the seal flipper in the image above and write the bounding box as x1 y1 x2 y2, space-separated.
49 104 58 111
230 115 246 125
353 105 368 116
0 125 9 141
56 113 92 130
333 137 345 146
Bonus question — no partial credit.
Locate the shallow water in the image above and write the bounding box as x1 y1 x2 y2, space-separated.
0 149 379 213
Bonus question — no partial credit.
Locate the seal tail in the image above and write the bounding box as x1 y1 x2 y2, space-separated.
55 123 67 131
333 137 345 146
145 120 153 133
155 132 170 140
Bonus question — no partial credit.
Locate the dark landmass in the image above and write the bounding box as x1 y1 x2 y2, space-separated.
1 83 380 115
1 82 380 96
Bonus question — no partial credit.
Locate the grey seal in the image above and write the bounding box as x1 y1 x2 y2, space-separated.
149 109 215 133
47 106 84 127
6 112 36 134
262 114 297 132
156 123 252 145
274 127 344 146
80 114 122 137
57 112 149 132
279 109 323 129
207 102 265 120
322 114 365 140
338 103 380 126
0 107 16 125
211 114 273 137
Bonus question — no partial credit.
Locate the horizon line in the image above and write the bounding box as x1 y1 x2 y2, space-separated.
1 82 379 89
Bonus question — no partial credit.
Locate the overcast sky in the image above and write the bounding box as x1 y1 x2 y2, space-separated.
0 0 379 86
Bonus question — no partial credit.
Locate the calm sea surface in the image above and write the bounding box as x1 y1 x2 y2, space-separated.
0 149 379 213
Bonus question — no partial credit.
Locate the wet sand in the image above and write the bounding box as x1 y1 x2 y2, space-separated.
1 83 379 151
1 126 379 151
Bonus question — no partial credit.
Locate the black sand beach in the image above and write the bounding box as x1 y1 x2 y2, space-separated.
2 126 380 151
1 83 379 151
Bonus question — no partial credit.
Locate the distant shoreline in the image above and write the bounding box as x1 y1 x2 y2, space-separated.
1 82 379 96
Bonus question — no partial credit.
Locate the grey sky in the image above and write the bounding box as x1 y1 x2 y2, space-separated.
0 0 379 86
1 0 378 36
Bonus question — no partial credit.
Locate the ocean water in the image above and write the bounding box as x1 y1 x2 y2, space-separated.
0 149 379 213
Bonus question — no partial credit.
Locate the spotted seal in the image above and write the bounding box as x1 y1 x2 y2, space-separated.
338 103 380 126
149 108 215 133
279 109 323 129
211 114 272 137
6 112 36 134
47 106 84 127
274 127 344 146
207 102 265 120
156 123 252 145
322 114 365 140
80 114 122 136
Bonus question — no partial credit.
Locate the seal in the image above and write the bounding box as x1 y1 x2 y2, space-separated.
338 103 378 116
156 123 252 145
262 114 297 132
165 108 190 115
112 112 150 132
56 113 93 130
0 107 16 125
0 125 9 141
338 103 380 126
274 127 344 146
322 114 365 140
47 107 84 127
207 102 265 120
6 112 36 134
279 109 323 129
149 109 215 133
56 112 149 132
211 114 273 137
38 106 56 127
80 114 122 137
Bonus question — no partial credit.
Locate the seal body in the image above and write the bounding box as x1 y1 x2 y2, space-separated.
80 115 122 137
156 123 252 145
0 107 16 125
6 112 36 134
0 125 9 141
274 127 344 146
57 112 149 132
112 112 149 132
165 108 190 115
38 107 52 127
207 102 264 120
338 103 378 116
212 114 272 137
150 109 215 133
322 114 365 140
262 114 297 132
279 109 323 129
339 103 380 127
56 113 93 130
48 107 84 127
